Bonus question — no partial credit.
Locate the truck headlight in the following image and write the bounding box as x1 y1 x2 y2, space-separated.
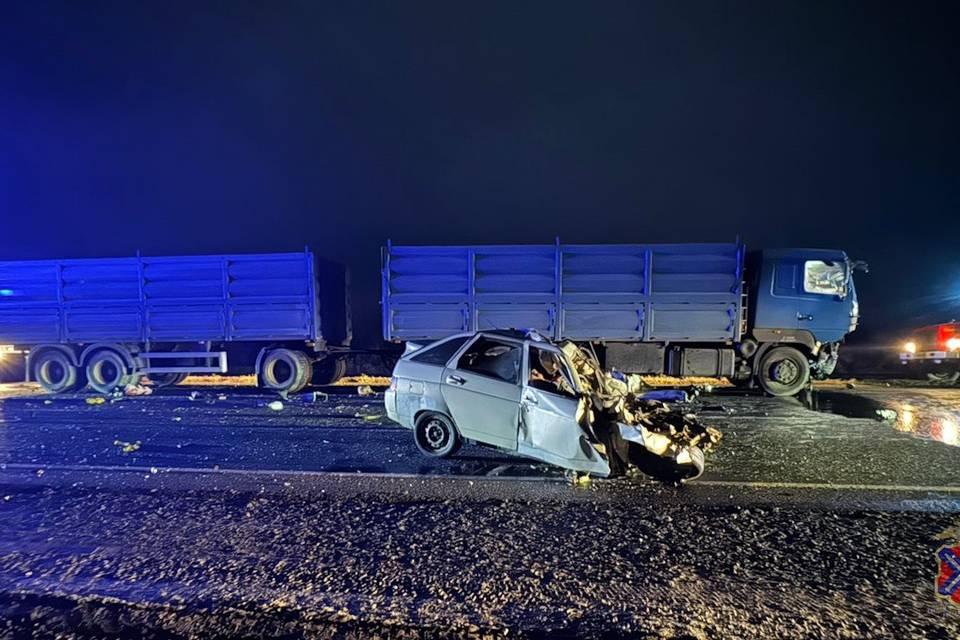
947 337 960 352
904 341 917 354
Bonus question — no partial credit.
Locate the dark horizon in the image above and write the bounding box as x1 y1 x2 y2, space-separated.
3 1 959 345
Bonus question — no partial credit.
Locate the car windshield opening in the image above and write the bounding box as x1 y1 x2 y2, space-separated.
528 346 577 398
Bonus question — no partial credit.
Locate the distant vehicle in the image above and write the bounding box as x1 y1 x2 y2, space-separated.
0 250 351 394
385 330 610 476
381 241 866 396
899 321 960 383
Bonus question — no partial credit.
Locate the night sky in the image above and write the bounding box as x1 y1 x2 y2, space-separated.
2 1 958 346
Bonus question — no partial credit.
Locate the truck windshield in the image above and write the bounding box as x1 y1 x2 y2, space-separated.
803 260 847 296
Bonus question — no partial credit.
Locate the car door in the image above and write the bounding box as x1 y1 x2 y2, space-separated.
518 343 610 476
440 335 522 450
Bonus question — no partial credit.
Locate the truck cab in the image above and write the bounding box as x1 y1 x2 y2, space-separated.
748 249 862 393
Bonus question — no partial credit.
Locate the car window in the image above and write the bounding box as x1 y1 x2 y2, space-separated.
803 260 847 296
527 346 577 399
454 337 521 384
410 336 470 365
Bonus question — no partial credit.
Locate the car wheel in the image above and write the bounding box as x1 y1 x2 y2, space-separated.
414 412 461 458
756 346 810 396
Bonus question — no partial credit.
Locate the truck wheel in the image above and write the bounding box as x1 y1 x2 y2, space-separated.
85 350 134 394
32 350 84 394
151 372 188 388
313 356 347 385
259 348 312 393
414 412 461 458
756 346 810 397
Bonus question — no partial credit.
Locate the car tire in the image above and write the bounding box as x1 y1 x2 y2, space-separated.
85 349 134 394
413 412 461 458
756 346 810 397
32 350 84 394
259 348 312 393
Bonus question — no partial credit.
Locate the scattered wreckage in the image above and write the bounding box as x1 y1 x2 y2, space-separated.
385 330 721 481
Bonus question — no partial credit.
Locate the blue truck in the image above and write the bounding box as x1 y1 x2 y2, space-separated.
381 241 865 395
0 250 350 393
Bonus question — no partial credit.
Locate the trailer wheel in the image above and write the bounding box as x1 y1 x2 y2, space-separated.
756 346 810 397
313 356 347 385
151 372 188 388
85 350 134 394
259 348 312 393
32 350 84 394
414 412 461 458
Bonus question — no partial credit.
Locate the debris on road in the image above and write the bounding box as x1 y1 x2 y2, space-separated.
875 409 898 422
300 391 328 403
113 440 141 454
85 397 106 406
335 375 390 387
357 385 376 396
267 400 284 411
124 384 153 397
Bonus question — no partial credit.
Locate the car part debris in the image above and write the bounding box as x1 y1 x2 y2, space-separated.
85 397 106 405
559 339 721 481
357 385 375 396
267 400 284 411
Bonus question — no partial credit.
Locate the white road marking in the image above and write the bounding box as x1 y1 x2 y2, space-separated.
694 479 960 493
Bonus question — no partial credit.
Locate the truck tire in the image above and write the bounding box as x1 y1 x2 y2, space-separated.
313 356 347 385
151 372 188 388
259 348 312 393
756 346 810 397
85 349 134 394
32 350 84 394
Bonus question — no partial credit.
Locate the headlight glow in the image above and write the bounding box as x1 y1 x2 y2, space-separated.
947 337 960 352
903 341 917 354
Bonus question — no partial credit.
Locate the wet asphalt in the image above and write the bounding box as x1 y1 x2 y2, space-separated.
0 382 959 638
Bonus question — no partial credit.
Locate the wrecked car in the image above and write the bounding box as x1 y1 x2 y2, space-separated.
384 330 721 480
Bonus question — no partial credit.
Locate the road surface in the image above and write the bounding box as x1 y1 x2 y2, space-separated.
0 381 958 637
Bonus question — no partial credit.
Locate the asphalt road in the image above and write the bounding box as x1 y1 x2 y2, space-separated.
0 381 959 638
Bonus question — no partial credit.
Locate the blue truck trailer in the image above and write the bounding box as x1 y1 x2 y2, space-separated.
381 240 865 395
0 250 350 393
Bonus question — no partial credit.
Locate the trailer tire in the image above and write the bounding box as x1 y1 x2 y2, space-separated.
313 356 347 385
85 349 134 394
32 350 84 394
151 372 188 388
413 412 461 458
259 348 312 393
756 346 810 397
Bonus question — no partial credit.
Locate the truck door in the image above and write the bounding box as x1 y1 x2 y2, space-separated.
440 335 522 451
518 345 610 476
760 259 802 329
